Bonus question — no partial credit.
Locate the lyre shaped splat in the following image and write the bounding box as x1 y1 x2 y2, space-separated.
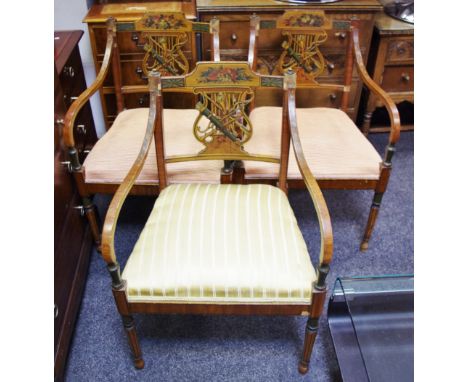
135 13 193 76
142 34 189 76
193 88 254 155
276 11 332 82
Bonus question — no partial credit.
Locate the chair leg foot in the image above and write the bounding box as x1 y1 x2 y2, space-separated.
360 241 369 251
134 358 145 370
299 317 318 375
122 315 144 369
361 193 383 251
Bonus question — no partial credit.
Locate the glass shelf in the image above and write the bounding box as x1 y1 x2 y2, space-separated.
328 275 414 382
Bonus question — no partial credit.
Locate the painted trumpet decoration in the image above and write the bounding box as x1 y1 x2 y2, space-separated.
195 102 238 142
277 32 328 81
193 89 254 150
142 34 189 76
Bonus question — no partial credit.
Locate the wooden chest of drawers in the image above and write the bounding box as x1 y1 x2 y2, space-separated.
197 0 383 121
84 2 198 129
84 0 382 124
361 12 414 133
55 31 97 159
54 30 95 382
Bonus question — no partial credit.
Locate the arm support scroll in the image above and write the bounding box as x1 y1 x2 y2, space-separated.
63 18 116 152
352 28 401 147
101 71 161 265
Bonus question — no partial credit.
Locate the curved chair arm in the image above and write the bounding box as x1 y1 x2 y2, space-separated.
352 28 401 147
63 18 116 150
101 71 161 265
287 90 333 268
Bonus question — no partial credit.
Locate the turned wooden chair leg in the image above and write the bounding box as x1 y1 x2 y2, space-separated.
299 317 319 374
121 314 145 369
82 196 102 251
109 265 145 369
360 192 383 251
299 271 327 374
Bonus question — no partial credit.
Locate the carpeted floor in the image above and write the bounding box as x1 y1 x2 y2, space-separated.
65 132 413 382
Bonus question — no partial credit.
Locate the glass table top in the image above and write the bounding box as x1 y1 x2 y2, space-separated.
328 275 414 382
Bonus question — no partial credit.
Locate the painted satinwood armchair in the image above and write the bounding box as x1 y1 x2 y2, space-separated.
243 11 401 250
62 14 221 250
101 62 333 374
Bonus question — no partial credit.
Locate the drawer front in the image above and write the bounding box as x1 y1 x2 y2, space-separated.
93 26 195 56
386 38 414 63
201 13 372 59
254 80 359 109
381 65 413 92
255 50 358 79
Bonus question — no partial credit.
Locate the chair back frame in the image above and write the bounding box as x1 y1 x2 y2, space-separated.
249 10 354 111
111 12 220 114
151 61 294 192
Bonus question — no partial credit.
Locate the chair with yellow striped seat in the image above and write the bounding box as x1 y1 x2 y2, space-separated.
101 62 333 374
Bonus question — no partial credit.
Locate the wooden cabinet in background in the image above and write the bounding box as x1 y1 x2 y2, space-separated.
84 0 382 124
197 0 383 121
54 30 95 382
84 1 198 129
361 12 414 133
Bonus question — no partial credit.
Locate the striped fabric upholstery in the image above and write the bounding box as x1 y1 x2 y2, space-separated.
122 183 315 304
83 108 222 185
244 107 382 180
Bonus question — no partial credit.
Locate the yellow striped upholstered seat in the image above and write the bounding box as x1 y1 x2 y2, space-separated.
122 183 315 304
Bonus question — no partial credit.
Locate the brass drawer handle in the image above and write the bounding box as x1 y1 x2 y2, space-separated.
327 62 335 72
334 32 346 40
329 93 337 102
63 66 75 77
74 205 85 217
401 73 411 82
138 95 148 106
231 33 238 42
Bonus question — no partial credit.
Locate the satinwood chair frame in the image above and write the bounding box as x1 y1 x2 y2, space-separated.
244 11 401 250
100 62 333 374
62 14 221 251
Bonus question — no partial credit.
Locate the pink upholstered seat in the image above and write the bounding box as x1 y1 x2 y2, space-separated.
244 107 382 180
83 108 223 185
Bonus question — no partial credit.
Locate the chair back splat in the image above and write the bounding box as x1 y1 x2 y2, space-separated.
249 11 355 112
149 62 295 193
112 13 220 112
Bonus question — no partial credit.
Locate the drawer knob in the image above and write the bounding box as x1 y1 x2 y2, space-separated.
60 161 72 172
63 66 75 77
138 95 148 106
131 32 139 42
401 73 411 82
231 33 238 42
135 66 148 80
329 93 337 101
77 124 87 135
327 62 335 72
334 32 346 40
